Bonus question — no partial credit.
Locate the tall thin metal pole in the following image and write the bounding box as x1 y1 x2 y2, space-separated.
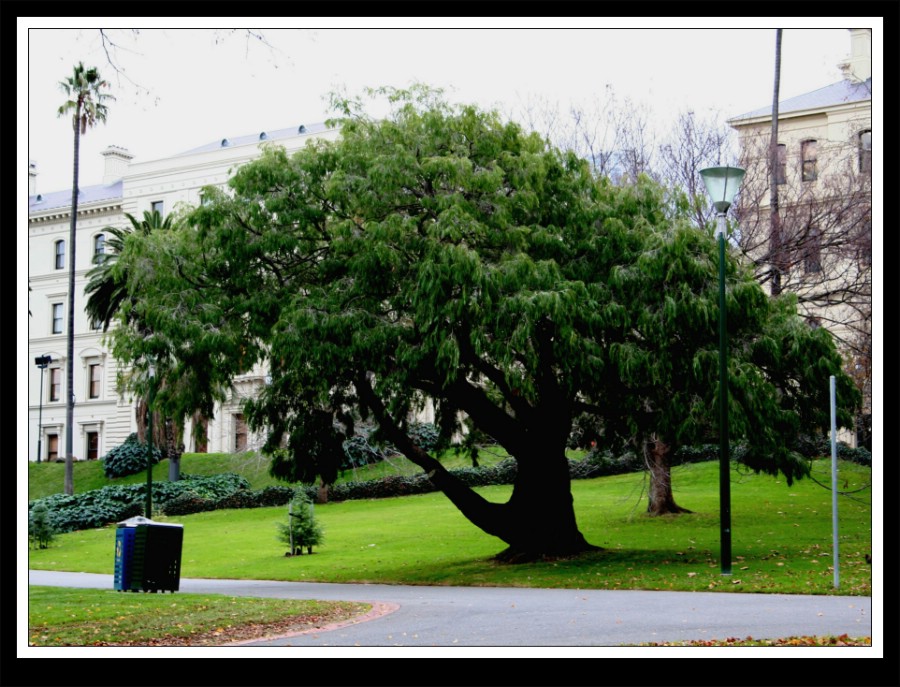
145 373 156 518
830 375 839 589
37 365 46 463
718 214 732 575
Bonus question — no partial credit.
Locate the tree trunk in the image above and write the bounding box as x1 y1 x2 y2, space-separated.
426 440 596 562
355 375 596 561
317 479 329 504
644 437 692 516
165 417 181 482
498 447 595 561
64 111 81 496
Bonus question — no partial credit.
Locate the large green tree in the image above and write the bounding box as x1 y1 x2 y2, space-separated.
110 89 857 558
57 63 113 495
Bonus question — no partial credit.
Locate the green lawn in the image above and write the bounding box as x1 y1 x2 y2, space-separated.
27 586 368 647
29 459 872 596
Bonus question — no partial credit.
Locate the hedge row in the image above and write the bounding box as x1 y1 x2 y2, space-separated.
26 473 285 533
30 441 872 528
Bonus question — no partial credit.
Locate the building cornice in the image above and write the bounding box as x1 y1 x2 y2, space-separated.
728 99 871 130
28 199 123 224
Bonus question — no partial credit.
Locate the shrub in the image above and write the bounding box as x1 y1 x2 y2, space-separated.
28 502 56 549
160 493 215 516
277 491 324 555
341 435 389 469
254 486 296 507
29 473 250 532
102 433 163 479
407 422 444 453
569 449 644 480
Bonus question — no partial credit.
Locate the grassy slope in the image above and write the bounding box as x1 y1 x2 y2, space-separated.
27 446 513 502
28 459 872 596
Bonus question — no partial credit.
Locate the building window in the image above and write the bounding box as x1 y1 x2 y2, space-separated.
93 234 106 264
151 200 164 216
234 414 248 452
89 363 102 399
859 130 872 173
801 140 817 182
87 431 100 460
804 225 822 273
50 368 61 402
90 316 102 331
51 303 64 334
48 434 59 461
774 144 786 185
55 240 66 269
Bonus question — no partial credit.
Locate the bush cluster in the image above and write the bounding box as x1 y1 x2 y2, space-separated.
568 450 644 480
790 435 871 466
407 422 445 453
102 433 163 479
28 473 253 533
341 435 388 469
340 423 444 470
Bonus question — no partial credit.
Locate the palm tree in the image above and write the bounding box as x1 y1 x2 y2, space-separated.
85 211 174 331
85 210 186 481
58 63 113 495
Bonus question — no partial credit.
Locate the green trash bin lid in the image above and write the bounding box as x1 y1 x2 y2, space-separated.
117 516 183 528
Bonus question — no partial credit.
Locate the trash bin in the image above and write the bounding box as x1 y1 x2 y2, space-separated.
114 516 184 593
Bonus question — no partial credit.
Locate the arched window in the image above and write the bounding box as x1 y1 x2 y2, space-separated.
54 240 65 270
93 233 106 264
859 130 872 173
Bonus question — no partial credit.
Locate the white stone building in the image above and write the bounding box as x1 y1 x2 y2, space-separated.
27 123 338 462
727 29 874 437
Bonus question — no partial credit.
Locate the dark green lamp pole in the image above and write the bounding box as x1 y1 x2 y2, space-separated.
700 166 745 576
35 355 52 463
145 363 156 518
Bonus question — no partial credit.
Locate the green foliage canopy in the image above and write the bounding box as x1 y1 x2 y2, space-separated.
107 88 859 555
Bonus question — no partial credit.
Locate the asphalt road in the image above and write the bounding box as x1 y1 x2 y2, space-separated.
28 570 872 647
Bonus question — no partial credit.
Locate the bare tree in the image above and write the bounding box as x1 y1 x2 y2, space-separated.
507 87 657 185
657 109 736 229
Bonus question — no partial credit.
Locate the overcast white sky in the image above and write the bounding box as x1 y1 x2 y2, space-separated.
19 17 883 659
20 18 882 195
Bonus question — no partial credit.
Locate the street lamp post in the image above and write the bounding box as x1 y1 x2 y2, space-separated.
700 166 745 576
34 355 52 463
145 363 156 518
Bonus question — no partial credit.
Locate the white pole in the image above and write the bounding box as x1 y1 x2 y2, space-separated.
830 375 839 589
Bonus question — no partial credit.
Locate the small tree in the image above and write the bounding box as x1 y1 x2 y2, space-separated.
29 503 56 550
277 491 323 555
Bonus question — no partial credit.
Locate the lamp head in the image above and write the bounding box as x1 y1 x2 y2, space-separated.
35 355 52 368
700 166 745 214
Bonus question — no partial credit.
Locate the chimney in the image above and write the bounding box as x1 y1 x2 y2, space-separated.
101 146 134 184
29 160 37 196
838 28 872 83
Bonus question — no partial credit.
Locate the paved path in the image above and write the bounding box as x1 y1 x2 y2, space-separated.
29 570 871 647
